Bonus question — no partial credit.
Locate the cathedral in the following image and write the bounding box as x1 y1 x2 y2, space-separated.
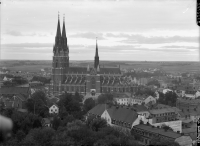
52 15 137 98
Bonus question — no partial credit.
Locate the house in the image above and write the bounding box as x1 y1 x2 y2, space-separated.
176 98 200 113
41 117 53 127
138 107 182 133
2 94 27 109
131 124 192 146
88 104 140 131
163 88 173 94
113 93 131 105
129 95 156 106
0 86 30 109
49 104 59 114
182 126 197 145
131 104 150 118
0 86 31 98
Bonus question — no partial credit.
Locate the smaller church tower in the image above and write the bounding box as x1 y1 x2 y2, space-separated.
94 38 99 69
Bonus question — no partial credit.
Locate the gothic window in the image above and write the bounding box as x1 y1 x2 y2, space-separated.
55 60 58 67
91 77 96 89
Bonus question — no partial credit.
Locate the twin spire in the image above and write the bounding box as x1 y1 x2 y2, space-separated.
95 37 99 57
56 12 66 38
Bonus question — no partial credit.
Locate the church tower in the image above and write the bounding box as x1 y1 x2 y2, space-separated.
52 13 69 95
94 38 99 69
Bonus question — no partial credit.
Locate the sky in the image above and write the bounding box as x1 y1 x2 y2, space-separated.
0 0 199 61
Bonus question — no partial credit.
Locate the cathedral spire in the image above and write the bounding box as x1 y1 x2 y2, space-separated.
62 14 66 38
56 12 61 37
94 37 99 69
95 37 99 57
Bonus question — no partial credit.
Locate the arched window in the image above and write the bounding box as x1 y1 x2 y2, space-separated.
55 60 58 67
91 77 96 89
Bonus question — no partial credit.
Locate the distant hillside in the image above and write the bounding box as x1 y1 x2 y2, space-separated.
0 60 200 73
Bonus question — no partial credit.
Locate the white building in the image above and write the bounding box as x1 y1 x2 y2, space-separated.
163 88 173 94
49 104 59 114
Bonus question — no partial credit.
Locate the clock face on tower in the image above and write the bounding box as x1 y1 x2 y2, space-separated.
91 77 96 89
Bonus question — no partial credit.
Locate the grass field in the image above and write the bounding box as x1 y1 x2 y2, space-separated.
1 60 200 74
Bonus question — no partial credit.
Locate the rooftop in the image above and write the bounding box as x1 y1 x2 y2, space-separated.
133 124 181 139
88 104 138 124
149 107 176 115
107 105 138 124
0 86 30 96
88 104 107 116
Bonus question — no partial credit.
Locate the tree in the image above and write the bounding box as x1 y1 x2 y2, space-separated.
147 79 160 87
97 94 113 104
52 116 61 130
11 111 42 134
26 90 49 117
88 117 107 131
22 127 55 146
58 93 82 119
16 130 26 142
84 98 95 112
61 115 75 127
73 92 83 102
31 76 51 84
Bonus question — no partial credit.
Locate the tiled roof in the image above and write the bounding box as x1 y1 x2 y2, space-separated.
134 124 181 139
131 104 148 112
149 107 175 115
153 104 171 109
132 95 148 100
107 106 138 124
66 67 121 75
88 104 138 124
0 87 30 96
183 126 197 133
177 98 200 104
88 104 106 116
113 93 130 99
42 118 51 124
17 94 27 101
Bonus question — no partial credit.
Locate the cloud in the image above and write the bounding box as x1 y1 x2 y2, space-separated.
162 45 198 50
5 30 24 36
4 30 51 37
1 43 53 49
70 32 106 40
113 34 199 44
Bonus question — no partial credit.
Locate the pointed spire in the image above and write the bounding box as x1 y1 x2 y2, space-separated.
56 11 61 37
95 37 99 57
94 37 100 68
87 64 90 72
97 65 100 72
62 14 66 38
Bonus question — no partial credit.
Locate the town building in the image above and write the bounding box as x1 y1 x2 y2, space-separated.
51 15 137 98
138 107 182 133
49 104 59 114
176 97 200 114
131 124 192 146
0 86 31 109
87 104 143 131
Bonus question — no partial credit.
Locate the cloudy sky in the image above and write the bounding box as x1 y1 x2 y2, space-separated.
1 0 199 61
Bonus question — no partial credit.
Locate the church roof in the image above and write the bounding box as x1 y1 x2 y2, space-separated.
66 67 121 75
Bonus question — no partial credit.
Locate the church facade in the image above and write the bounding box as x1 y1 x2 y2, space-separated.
51 16 137 97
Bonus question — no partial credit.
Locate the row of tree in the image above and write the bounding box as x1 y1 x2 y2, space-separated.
157 91 178 107
31 76 51 84
3 76 28 87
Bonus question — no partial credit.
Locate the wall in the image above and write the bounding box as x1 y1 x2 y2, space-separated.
101 110 112 126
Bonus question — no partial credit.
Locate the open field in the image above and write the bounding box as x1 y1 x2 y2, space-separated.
1 60 200 74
